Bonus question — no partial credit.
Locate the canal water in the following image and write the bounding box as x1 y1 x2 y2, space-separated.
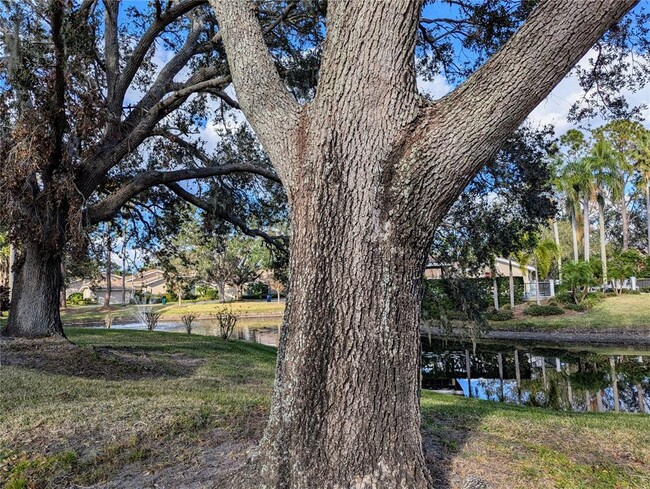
421 338 649 414
103 320 649 414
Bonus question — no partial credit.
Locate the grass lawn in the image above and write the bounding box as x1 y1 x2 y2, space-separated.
59 299 285 326
2 328 648 488
491 294 650 333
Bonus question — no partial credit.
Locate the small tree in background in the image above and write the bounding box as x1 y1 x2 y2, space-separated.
562 261 597 304
608 249 645 294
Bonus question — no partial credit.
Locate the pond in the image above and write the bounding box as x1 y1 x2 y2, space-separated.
103 319 281 347
422 337 649 414
102 320 649 414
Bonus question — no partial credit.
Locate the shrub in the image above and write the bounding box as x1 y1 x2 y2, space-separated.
563 303 586 312
195 287 218 301
213 306 237 340
581 293 604 309
163 292 178 303
67 292 85 305
524 304 564 316
640 287 650 293
485 309 514 321
135 307 162 331
245 281 267 298
181 314 196 334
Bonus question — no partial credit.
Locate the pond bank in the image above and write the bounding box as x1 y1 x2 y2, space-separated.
422 325 650 348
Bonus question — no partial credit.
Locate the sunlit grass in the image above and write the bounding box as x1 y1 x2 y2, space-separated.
59 299 285 325
2 328 648 488
492 294 650 332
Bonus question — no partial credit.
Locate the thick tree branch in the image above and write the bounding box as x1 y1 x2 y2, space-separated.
166 182 286 249
86 163 280 224
114 0 208 107
209 0 300 181
103 0 120 129
404 0 637 229
438 0 637 150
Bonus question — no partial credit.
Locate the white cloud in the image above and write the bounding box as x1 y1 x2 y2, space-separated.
417 49 650 136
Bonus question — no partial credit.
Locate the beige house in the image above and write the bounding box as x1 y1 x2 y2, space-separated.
66 269 167 305
424 257 537 281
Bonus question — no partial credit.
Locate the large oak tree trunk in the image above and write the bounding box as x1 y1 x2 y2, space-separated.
210 1 636 486
4 240 65 338
258 181 432 487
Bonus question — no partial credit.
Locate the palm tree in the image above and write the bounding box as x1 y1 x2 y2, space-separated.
561 159 594 261
588 137 617 284
555 164 582 263
595 120 644 250
634 129 650 253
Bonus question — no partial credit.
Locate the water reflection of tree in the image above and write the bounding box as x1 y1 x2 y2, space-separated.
421 339 648 413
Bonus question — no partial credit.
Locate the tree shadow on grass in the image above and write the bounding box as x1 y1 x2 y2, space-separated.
421 394 497 489
0 336 202 380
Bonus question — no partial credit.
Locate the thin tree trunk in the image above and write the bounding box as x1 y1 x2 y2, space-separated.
465 349 472 398
4 241 65 337
8 242 15 302
609 357 619 413
583 198 590 261
60 262 67 310
277 290 281 303
599 199 608 284
646 184 650 254
535 263 541 305
498 352 504 402
571 210 579 262
492 277 499 311
622 194 629 250
219 281 226 303
553 220 562 281
596 389 604 412
122 218 128 306
104 222 112 308
508 259 515 308
638 383 645 414
514 349 522 403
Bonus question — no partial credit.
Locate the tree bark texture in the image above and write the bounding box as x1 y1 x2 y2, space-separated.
210 0 636 486
4 240 65 338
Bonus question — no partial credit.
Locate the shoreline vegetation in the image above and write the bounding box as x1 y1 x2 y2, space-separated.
2 295 649 348
1 328 648 489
